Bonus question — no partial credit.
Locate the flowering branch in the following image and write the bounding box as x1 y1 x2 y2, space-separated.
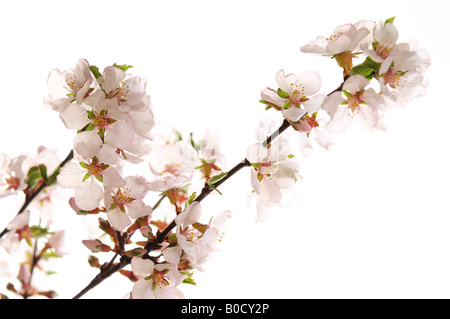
71 119 289 298
0 17 430 299
70 77 345 298
0 149 74 239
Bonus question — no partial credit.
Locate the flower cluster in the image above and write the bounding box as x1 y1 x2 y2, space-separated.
255 17 429 219
0 17 430 299
42 60 232 298
0 147 66 299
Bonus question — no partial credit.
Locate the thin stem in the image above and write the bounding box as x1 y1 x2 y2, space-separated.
23 239 40 299
72 256 130 299
0 150 74 239
151 194 166 211
262 118 291 148
327 75 349 96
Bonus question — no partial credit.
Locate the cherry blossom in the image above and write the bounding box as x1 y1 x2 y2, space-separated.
300 23 370 74
104 176 153 231
161 201 230 271
162 202 202 265
96 66 148 112
188 209 231 271
377 43 431 107
57 140 125 210
130 257 186 299
0 212 30 253
0 153 30 198
301 23 370 56
44 58 93 112
360 20 399 65
288 94 334 151
323 74 386 133
246 138 301 221
260 69 321 121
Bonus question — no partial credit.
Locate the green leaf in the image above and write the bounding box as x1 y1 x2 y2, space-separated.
38 165 48 184
207 172 228 186
183 277 196 285
27 166 40 177
79 162 89 169
95 174 103 183
30 225 52 239
342 90 353 99
26 166 42 189
349 56 381 80
277 88 290 99
181 272 196 286
175 130 183 141
385 16 395 24
189 132 201 151
86 110 95 120
209 186 222 195
124 248 147 257
82 172 91 181
41 251 62 260
282 100 291 109
192 222 208 234
113 63 133 72
186 192 197 206
46 167 60 186
84 123 95 132
168 233 178 246
90 65 102 79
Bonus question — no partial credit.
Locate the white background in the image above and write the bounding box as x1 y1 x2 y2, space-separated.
0 0 449 299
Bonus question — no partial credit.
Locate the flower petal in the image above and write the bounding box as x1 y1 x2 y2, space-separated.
57 162 84 188
132 279 154 299
74 178 103 211
131 257 155 277
107 208 132 231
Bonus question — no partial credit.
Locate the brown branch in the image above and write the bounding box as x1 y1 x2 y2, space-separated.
71 78 348 298
71 118 290 298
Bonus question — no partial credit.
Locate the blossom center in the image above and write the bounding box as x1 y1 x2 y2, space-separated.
254 162 279 182
373 43 393 60
164 164 182 176
383 67 402 89
92 111 110 130
85 159 109 179
289 83 307 107
326 32 343 42
304 113 320 129
186 228 202 245
3 175 20 191
111 187 135 211
150 269 171 289
65 74 80 93
108 81 130 102
343 90 365 117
